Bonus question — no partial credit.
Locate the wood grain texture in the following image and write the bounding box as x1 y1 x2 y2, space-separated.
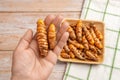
0 0 83 12
0 51 12 80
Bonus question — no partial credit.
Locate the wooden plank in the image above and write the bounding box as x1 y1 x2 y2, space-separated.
0 51 66 80
0 0 83 12
0 51 12 80
0 12 80 50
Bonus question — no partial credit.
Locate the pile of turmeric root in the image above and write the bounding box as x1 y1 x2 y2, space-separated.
61 20 103 61
36 19 103 62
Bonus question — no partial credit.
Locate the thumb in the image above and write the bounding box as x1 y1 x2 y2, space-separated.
16 29 33 50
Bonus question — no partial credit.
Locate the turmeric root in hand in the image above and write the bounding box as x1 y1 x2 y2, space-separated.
48 24 56 50
67 26 76 40
83 25 94 45
76 20 83 42
36 19 48 57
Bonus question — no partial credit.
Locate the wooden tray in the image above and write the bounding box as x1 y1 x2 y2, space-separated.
58 19 105 64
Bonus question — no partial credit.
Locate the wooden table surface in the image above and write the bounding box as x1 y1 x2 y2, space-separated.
0 0 84 80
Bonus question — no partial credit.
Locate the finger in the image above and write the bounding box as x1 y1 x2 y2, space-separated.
29 33 39 56
44 50 58 65
53 32 69 56
44 14 56 29
56 21 69 42
44 32 69 65
16 29 33 50
52 15 64 32
29 40 39 57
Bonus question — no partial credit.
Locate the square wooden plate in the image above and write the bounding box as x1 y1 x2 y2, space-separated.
58 19 105 64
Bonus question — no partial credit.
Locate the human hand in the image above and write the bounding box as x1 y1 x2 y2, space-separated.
11 15 69 80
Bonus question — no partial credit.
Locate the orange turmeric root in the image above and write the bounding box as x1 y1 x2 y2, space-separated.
86 51 98 61
83 25 94 45
89 44 97 53
76 20 83 42
96 47 102 55
48 24 56 50
69 52 75 59
61 49 65 53
67 26 76 40
36 19 48 57
64 44 70 53
90 23 103 40
68 39 84 49
61 52 70 59
90 28 103 49
69 44 85 60
82 36 89 50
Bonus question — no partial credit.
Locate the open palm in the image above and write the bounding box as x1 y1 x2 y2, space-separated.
11 15 69 80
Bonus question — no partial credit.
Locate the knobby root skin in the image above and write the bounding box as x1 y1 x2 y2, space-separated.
90 23 103 40
67 26 76 40
76 20 83 43
61 52 70 59
68 39 84 49
36 19 48 57
90 28 103 49
48 24 56 50
82 36 89 50
69 44 85 60
86 51 98 61
83 25 94 45
69 52 75 59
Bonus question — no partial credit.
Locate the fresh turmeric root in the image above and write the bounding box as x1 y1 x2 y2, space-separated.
76 20 83 42
48 24 56 50
36 19 48 57
83 25 94 45
96 47 102 55
68 39 84 49
69 52 75 59
82 36 89 50
90 23 103 40
67 26 76 40
94 38 103 49
69 44 85 60
89 44 97 53
61 52 70 59
61 49 65 53
90 28 103 49
86 51 98 61
64 44 70 53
